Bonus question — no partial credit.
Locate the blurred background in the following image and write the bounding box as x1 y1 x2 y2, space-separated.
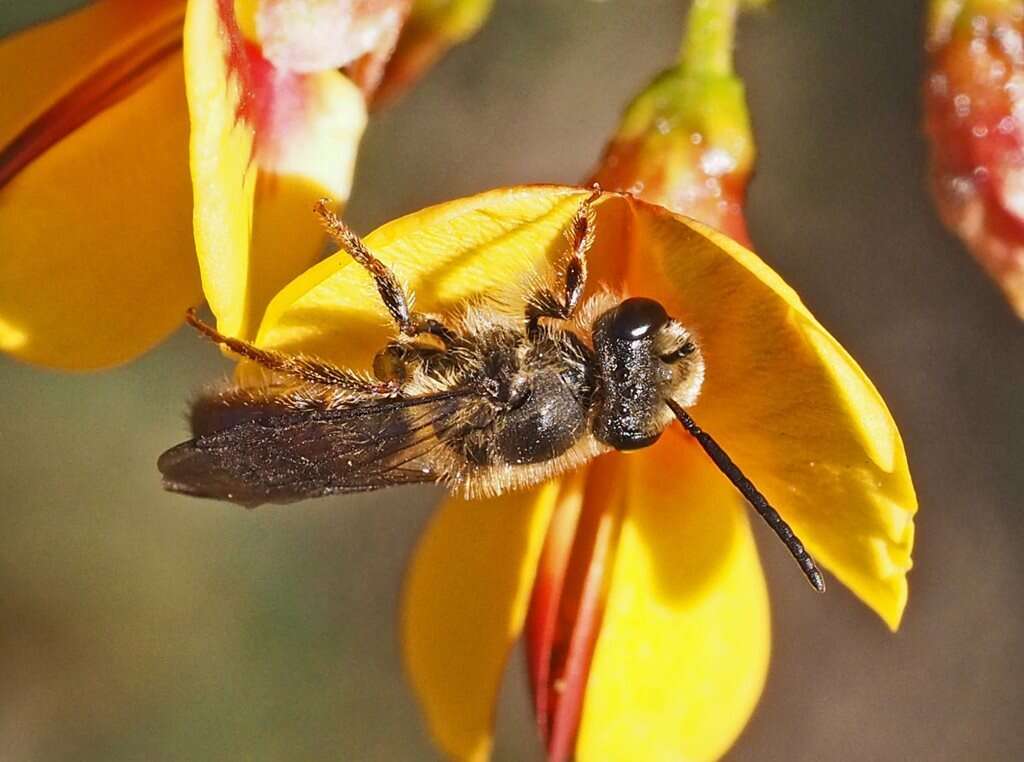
2 0 1023 760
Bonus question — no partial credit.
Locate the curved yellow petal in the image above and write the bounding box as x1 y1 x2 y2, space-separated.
0 53 200 369
0 0 184 155
628 207 917 629
253 185 915 628
401 480 563 762
254 185 631 360
184 0 366 340
577 437 770 762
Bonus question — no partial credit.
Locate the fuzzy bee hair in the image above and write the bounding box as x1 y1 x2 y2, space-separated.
159 189 825 592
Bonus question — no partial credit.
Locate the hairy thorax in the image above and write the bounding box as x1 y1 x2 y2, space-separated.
385 306 605 497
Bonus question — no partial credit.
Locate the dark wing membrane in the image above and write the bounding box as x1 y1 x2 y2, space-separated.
158 389 476 507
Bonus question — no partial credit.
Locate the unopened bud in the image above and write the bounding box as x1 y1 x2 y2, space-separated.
924 0 1024 317
590 66 754 246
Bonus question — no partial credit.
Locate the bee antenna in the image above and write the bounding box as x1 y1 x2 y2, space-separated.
667 400 826 593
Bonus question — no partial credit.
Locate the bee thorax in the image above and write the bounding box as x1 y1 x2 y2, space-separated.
491 368 590 465
446 331 596 469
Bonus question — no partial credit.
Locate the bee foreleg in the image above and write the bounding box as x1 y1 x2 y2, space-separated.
525 186 599 337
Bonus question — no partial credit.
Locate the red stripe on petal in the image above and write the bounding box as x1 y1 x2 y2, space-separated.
0 14 182 190
215 0 310 166
526 475 585 740
526 458 626 762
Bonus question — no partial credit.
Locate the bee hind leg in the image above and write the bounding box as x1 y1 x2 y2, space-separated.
184 309 398 395
525 185 600 338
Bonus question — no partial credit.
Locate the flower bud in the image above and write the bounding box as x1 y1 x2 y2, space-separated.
924 0 1024 317
590 67 754 246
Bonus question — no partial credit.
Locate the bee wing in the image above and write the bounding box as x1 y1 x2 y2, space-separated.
158 388 479 507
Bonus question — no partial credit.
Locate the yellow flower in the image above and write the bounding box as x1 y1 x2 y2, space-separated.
0 0 412 369
243 185 917 761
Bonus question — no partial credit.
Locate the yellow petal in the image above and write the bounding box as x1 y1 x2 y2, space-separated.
254 186 631 359
629 207 917 629
401 480 562 762
577 436 770 762
252 186 915 629
0 53 200 369
184 0 367 340
0 0 184 155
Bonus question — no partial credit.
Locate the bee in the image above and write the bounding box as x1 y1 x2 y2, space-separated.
159 189 825 592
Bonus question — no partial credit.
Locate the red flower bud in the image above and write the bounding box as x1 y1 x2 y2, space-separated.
925 0 1024 316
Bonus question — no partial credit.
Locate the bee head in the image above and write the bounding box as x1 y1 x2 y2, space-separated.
591 297 705 450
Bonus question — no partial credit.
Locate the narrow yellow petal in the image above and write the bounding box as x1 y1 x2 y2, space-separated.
629 207 917 629
401 480 562 761
577 437 770 762
184 0 367 340
0 54 200 369
183 0 258 339
243 70 366 337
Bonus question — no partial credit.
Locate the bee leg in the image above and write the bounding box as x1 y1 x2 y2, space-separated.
525 186 600 338
184 309 399 395
314 199 457 345
373 343 411 384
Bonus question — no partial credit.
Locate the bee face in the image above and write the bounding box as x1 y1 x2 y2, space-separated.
591 297 705 451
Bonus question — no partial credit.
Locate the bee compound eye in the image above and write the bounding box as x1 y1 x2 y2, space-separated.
660 340 696 363
606 297 669 342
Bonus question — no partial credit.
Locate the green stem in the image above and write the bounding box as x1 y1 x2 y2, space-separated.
679 0 742 77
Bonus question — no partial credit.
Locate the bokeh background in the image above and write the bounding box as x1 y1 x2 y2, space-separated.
2 1 1023 760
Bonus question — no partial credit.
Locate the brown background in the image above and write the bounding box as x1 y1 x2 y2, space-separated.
2 1 1022 760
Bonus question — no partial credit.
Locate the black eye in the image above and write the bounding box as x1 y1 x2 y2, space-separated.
605 297 669 341
660 341 695 363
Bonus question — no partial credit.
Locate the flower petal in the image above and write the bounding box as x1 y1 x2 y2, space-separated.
576 436 770 762
0 0 184 162
628 206 917 629
0 52 200 369
240 0 409 74
184 0 367 340
254 186 631 359
252 185 915 628
401 480 562 761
